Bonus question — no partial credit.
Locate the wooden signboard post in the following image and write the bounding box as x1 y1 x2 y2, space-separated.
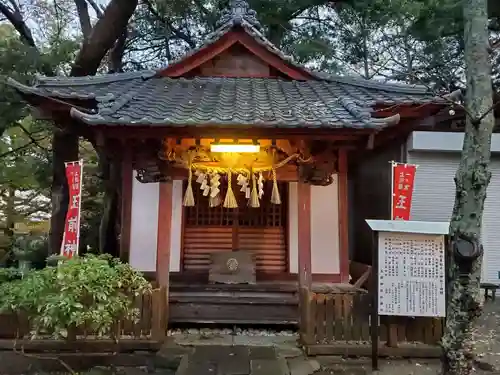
366 220 449 371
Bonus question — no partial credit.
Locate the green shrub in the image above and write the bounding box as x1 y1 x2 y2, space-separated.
0 254 151 340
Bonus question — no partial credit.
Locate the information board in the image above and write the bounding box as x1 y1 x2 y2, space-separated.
378 231 446 317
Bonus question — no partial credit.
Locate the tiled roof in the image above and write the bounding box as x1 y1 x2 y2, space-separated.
6 0 454 130
7 74 445 129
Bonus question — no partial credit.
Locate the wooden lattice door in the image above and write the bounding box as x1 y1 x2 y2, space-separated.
182 180 288 273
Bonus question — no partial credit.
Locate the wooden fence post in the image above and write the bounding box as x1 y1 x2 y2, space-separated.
151 287 168 342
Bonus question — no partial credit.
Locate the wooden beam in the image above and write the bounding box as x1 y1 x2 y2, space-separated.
92 126 375 140
156 182 172 288
158 31 238 77
337 149 350 283
120 145 133 263
235 30 314 80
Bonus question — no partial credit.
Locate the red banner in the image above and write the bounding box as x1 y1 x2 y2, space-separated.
60 161 83 258
391 163 417 221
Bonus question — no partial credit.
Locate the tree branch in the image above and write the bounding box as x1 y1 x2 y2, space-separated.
70 0 139 76
0 1 37 48
86 0 104 17
15 122 50 157
0 141 35 158
74 0 92 39
143 0 196 49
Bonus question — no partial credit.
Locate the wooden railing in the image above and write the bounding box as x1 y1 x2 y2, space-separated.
0 287 168 343
299 290 443 358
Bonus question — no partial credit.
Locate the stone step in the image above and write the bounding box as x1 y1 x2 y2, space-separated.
174 345 290 375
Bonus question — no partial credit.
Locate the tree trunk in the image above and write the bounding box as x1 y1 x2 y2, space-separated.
70 0 138 76
5 186 15 238
47 0 138 255
98 151 121 257
441 0 495 374
48 130 79 255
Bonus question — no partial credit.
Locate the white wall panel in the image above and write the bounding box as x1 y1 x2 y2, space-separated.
310 175 340 274
169 180 183 272
129 171 159 272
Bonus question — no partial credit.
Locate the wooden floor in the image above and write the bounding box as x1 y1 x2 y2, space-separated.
168 280 359 325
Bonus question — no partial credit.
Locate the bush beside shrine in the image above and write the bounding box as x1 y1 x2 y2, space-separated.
0 254 151 340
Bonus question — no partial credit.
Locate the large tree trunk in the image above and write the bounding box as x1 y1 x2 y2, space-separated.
48 0 138 255
70 0 138 76
441 0 495 374
48 129 79 254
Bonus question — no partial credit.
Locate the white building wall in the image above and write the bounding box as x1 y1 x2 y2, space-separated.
169 180 183 272
310 176 340 274
129 171 159 272
407 131 500 284
288 176 341 275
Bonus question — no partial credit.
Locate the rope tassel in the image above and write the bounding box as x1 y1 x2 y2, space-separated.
270 168 281 204
183 167 195 207
249 171 260 208
223 170 238 208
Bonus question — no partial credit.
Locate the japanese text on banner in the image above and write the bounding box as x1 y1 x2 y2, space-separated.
392 163 417 221
60 161 83 258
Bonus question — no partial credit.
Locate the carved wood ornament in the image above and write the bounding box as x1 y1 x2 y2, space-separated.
132 137 339 187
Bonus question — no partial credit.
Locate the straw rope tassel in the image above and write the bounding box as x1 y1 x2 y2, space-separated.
223 170 238 208
183 162 195 207
250 171 260 208
270 167 281 204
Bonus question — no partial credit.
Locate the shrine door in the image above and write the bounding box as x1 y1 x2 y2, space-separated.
182 180 288 274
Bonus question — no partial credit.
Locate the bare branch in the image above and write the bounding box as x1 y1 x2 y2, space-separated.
143 0 196 48
108 30 128 73
86 0 103 17
0 0 37 48
74 0 92 39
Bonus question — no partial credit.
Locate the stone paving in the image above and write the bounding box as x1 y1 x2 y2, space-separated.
175 346 289 375
159 332 319 375
159 299 500 375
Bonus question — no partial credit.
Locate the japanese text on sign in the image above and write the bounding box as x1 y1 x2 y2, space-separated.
60 161 83 259
378 231 446 317
391 163 417 221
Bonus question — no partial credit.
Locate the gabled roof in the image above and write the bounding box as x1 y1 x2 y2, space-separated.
157 0 315 79
7 71 448 129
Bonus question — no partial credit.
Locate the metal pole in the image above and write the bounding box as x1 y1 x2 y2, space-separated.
371 231 380 371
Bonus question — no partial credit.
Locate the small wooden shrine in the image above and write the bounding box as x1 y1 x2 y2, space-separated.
7 0 450 324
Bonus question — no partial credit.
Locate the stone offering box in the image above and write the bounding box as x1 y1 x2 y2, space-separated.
209 250 257 285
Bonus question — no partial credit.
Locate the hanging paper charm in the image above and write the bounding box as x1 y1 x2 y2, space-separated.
209 173 222 207
258 172 264 199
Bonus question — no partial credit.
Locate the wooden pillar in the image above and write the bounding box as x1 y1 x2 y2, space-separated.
338 148 350 283
119 146 133 263
297 181 312 341
156 182 173 288
297 181 312 288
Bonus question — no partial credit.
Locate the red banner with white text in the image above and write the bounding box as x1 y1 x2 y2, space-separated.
391 163 417 221
60 160 83 258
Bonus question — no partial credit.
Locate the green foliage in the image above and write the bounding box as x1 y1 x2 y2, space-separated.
0 254 152 339
0 267 21 283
